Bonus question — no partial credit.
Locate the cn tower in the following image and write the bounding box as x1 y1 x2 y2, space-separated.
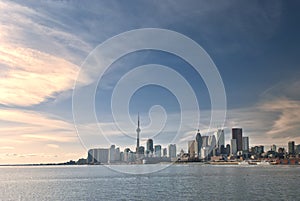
136 113 141 154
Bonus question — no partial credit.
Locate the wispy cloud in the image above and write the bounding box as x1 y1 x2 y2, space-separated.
0 1 92 107
0 108 77 144
225 79 300 146
0 108 85 163
261 99 300 139
0 44 86 106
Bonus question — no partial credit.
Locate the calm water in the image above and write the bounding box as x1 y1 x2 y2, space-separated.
0 164 299 200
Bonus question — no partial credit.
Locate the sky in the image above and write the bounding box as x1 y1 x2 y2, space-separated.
1 0 300 164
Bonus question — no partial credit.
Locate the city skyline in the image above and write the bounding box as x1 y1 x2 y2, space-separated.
1 1 300 164
85 121 300 166
87 116 299 159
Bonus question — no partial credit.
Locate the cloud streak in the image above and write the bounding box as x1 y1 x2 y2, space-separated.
0 108 77 144
0 1 92 107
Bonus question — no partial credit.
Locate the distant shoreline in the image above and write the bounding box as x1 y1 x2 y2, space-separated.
1 161 300 167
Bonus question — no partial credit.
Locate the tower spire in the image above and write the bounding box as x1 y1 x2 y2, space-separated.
136 113 141 154
138 112 140 128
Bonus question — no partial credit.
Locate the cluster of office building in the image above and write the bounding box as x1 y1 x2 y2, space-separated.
85 114 300 165
182 128 249 161
87 115 177 164
183 127 300 163
87 142 177 164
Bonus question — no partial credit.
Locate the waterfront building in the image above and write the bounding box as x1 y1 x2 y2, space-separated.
146 139 154 154
288 141 295 155
296 144 300 155
251 145 264 155
242 136 249 152
201 136 209 147
201 146 210 160
212 147 219 157
258 145 264 154
128 151 135 162
226 144 231 156
155 145 162 157
108 145 121 163
138 146 145 155
123 148 130 162
108 145 116 163
216 129 225 150
163 148 167 157
278 147 285 153
195 130 202 159
188 140 196 159
120 151 124 161
232 128 243 151
208 135 216 148
230 139 237 156
77 158 87 165
87 148 109 164
115 147 120 161
271 144 277 152
168 144 177 158
220 145 226 155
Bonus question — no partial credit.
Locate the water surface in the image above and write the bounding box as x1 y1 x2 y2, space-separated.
0 164 299 200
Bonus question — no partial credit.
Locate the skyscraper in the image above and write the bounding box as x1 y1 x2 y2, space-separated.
163 148 167 157
296 145 300 155
136 113 141 154
108 145 116 163
188 140 196 158
242 136 249 152
226 144 231 156
208 135 216 148
146 139 154 154
216 129 225 150
201 136 209 147
231 139 237 156
195 130 202 159
87 148 109 164
232 128 243 151
138 146 145 155
271 144 277 152
154 145 161 157
168 144 177 158
288 141 295 155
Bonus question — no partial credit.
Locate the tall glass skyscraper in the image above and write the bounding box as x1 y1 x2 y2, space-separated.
232 128 243 151
196 130 202 159
146 139 154 154
242 136 249 152
216 129 225 149
168 144 176 158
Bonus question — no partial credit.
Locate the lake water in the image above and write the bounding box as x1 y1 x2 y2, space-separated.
0 164 299 200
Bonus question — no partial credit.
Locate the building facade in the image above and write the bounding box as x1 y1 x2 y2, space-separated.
230 139 237 156
188 140 196 159
242 136 249 152
216 129 225 150
195 130 202 159
232 128 243 151
87 148 109 164
146 139 154 154
168 144 177 158
288 141 295 155
154 145 162 157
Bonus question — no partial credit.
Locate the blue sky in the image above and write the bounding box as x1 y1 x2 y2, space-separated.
0 0 300 163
